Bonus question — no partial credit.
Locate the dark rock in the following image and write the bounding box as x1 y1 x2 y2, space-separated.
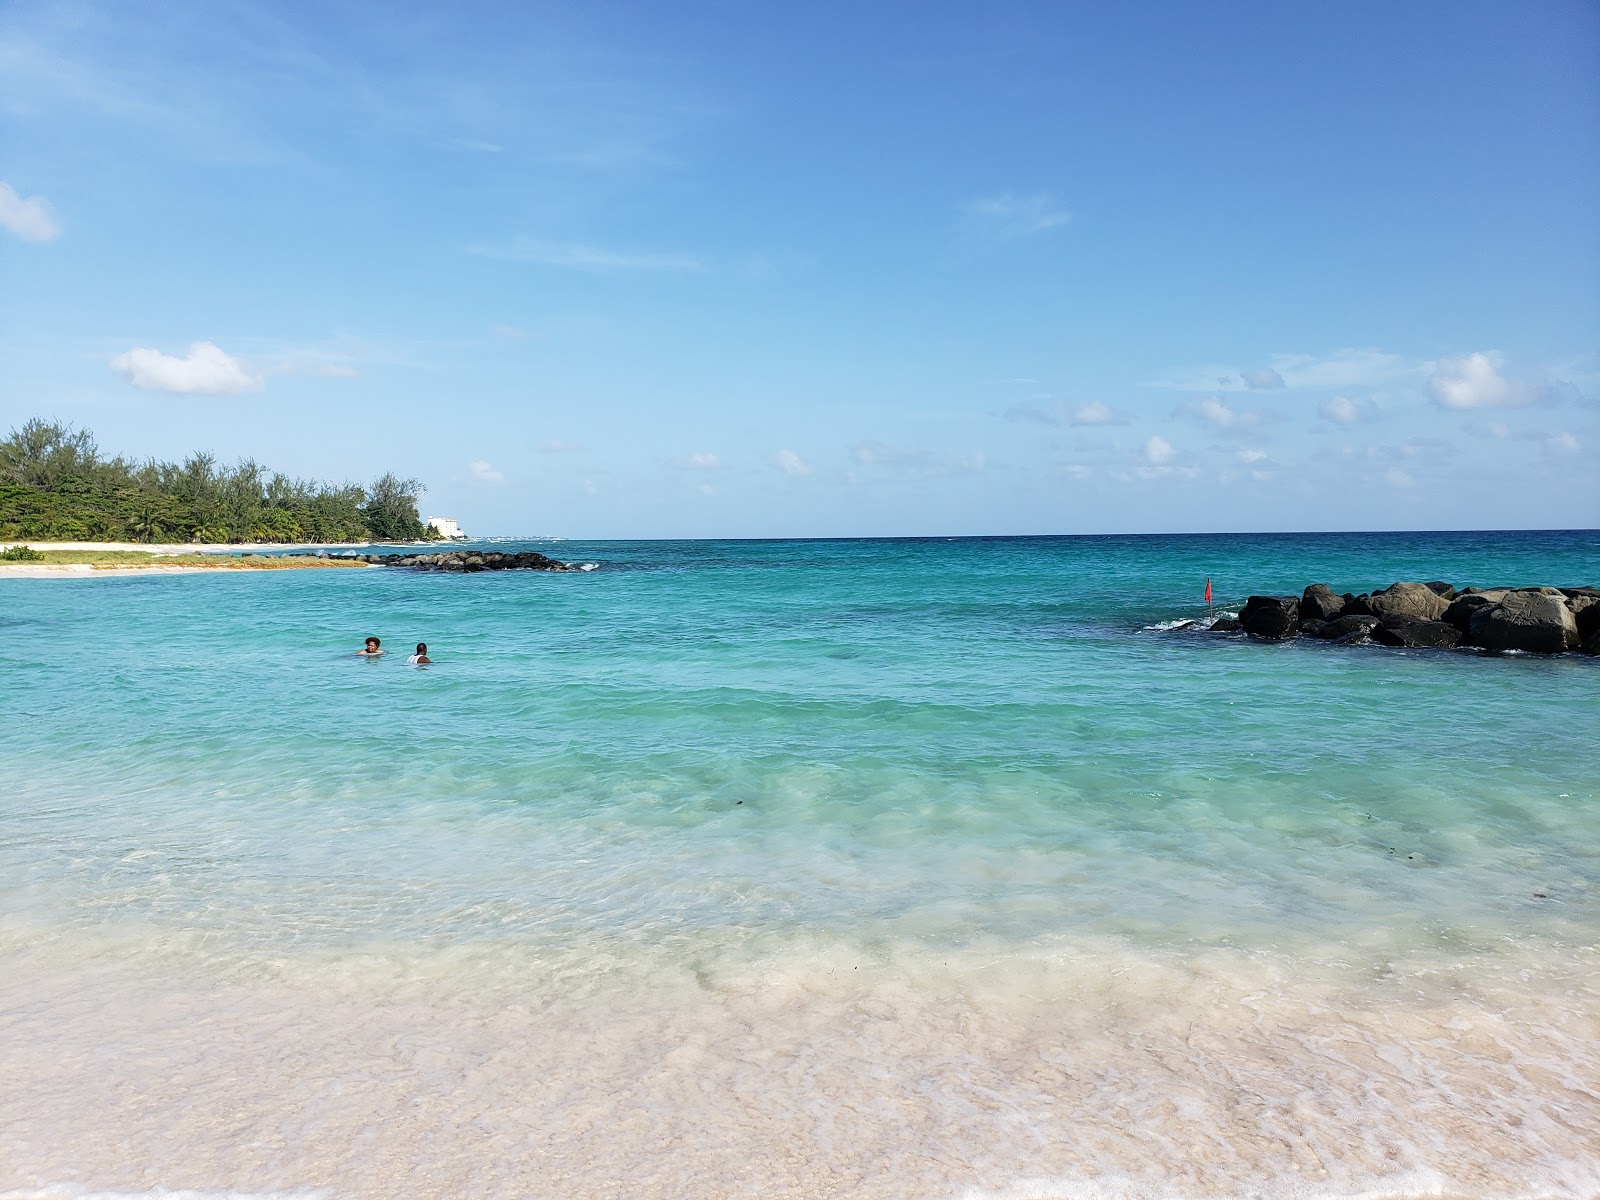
1300 583 1344 622
1208 617 1240 632
1298 618 1328 638
1468 592 1580 653
1423 581 1457 599
1460 587 1512 600
1442 593 1497 633
1371 618 1462 649
1239 595 1299 640
1330 628 1377 646
1341 593 1372 616
1314 614 1380 641
1572 595 1600 642
1366 581 1449 624
1583 629 1600 656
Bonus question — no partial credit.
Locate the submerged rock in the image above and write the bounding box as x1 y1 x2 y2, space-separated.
1208 617 1240 632
1468 591 1580 653
1239 595 1299 639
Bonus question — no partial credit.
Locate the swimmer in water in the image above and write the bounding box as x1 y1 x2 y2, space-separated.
407 642 431 665
357 636 384 657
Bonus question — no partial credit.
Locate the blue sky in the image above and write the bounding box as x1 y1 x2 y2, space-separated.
2 1 1596 537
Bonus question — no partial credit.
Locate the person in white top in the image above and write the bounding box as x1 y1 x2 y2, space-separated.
406 642 432 665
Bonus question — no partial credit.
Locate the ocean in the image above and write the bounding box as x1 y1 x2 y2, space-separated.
1 530 1596 1200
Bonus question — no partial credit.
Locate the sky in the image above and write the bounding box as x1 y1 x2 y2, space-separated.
2 0 1597 538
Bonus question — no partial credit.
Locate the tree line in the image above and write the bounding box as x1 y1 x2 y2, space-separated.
0 419 436 544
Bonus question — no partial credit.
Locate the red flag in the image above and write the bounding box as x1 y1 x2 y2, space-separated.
1205 577 1212 604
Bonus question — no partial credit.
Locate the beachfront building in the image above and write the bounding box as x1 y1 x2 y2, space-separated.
426 516 467 540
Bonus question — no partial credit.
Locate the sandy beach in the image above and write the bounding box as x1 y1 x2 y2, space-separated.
0 540 405 578
0 540 396 554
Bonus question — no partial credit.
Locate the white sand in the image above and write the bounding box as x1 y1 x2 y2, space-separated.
0 561 377 578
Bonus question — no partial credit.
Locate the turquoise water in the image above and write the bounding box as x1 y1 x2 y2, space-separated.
2 531 1597 1199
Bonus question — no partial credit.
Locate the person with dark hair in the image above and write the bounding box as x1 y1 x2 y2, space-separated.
407 642 431 665
357 636 384 656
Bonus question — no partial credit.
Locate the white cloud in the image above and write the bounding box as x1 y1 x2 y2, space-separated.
674 451 720 469
0 182 60 242
1236 449 1269 463
1385 467 1414 488
967 192 1071 240
696 482 716 496
1241 368 1285 390
773 449 811 477
537 439 583 453
1004 399 1125 427
1547 431 1581 456
1319 396 1361 424
471 238 703 272
1145 436 1175 465
469 460 504 483
1194 397 1260 428
1428 352 1535 410
1060 464 1093 480
110 341 261 395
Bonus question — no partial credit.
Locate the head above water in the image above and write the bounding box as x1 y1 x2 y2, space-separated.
416 643 427 654
365 637 380 650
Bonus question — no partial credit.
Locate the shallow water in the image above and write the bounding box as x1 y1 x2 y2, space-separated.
2 531 1597 1199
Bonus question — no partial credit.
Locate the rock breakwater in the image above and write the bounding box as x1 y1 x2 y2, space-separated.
1221 581 1599 655
306 549 585 572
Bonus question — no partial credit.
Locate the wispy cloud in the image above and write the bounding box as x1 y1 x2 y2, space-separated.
110 341 261 395
772 449 812 477
673 451 721 469
537 439 583 453
469 459 505 483
0 181 61 242
1319 396 1363 424
1240 368 1285 390
1003 400 1127 427
966 192 1071 241
470 238 704 272
1189 397 1261 428
1153 348 1419 393
851 441 988 476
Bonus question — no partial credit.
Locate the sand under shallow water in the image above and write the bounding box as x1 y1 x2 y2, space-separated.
2 531 1596 1198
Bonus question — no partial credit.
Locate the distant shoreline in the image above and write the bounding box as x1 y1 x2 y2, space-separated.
0 545 382 579
0 539 433 554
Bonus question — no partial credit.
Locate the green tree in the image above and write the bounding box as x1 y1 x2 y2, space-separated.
361 473 427 541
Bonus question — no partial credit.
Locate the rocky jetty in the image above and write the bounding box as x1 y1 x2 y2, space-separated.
1224 581 1599 655
307 549 584 572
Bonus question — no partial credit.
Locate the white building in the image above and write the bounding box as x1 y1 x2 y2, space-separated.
426 516 467 540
